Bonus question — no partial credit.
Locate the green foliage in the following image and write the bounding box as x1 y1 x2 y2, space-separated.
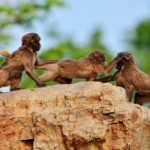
0 58 5 66
127 19 150 51
0 0 65 26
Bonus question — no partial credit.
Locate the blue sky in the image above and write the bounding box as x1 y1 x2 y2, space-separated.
49 0 150 53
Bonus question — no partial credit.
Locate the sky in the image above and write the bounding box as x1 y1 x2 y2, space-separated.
48 0 150 53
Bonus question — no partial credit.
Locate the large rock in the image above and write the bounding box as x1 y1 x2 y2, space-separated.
0 82 150 150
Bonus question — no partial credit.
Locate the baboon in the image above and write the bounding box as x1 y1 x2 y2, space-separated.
98 52 150 105
35 50 125 84
0 33 56 91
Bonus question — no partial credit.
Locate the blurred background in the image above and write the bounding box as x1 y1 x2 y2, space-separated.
0 0 150 107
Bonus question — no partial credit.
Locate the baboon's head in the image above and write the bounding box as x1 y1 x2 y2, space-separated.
88 50 107 65
116 52 134 70
22 33 41 51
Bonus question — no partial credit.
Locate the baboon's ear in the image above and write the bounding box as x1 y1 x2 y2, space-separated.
125 53 132 60
93 51 99 57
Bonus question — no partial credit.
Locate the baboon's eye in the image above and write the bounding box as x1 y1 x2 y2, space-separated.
94 51 98 56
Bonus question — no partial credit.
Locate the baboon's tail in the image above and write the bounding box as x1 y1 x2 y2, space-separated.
0 50 11 57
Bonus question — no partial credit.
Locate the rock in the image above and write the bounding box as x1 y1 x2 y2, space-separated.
0 81 150 150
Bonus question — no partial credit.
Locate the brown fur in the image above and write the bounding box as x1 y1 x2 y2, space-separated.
98 52 150 105
35 50 124 84
0 33 57 91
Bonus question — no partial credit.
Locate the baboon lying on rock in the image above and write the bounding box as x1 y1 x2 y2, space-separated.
35 50 125 84
0 33 56 91
98 52 150 105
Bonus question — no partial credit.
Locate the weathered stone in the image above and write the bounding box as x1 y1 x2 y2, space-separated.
0 82 150 150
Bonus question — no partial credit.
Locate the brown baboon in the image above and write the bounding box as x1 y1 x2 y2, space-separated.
35 50 125 84
0 33 57 91
98 52 150 105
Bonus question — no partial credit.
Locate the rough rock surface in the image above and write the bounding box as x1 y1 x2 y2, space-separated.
0 81 150 150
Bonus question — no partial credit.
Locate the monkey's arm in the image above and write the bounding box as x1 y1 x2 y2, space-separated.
23 51 45 87
35 54 57 66
103 54 125 75
96 75 115 82
36 59 57 65
126 86 134 102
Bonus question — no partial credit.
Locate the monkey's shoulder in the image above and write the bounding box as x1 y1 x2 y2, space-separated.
19 46 33 52
18 46 35 57
5 47 35 64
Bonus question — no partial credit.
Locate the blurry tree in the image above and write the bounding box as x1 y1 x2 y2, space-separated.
0 0 65 45
126 18 150 73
